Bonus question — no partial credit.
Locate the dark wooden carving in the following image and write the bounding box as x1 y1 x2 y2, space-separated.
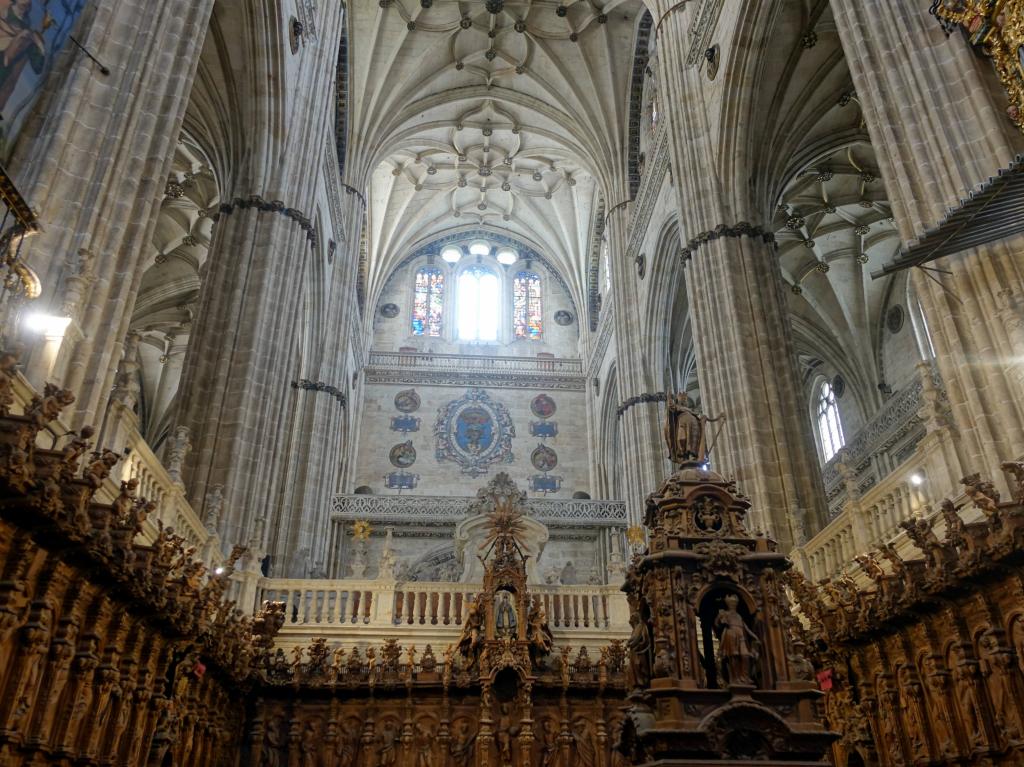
617 462 837 764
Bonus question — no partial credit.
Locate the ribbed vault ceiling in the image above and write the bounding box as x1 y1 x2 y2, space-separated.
344 0 645 313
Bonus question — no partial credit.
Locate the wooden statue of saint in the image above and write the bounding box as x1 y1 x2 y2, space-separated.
664 392 724 465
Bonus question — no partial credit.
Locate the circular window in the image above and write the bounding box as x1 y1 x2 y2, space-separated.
886 304 905 334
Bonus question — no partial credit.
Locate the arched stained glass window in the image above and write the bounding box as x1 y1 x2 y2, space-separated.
815 380 844 462
412 267 444 336
458 266 500 341
513 271 543 340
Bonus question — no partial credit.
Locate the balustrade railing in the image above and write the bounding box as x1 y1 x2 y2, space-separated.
821 375 930 520
255 578 629 640
368 350 583 375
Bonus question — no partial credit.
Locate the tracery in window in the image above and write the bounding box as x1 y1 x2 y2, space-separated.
815 380 844 462
457 265 500 342
513 271 543 340
412 266 444 336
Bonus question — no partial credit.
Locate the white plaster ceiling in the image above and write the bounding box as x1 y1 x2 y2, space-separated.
344 0 645 314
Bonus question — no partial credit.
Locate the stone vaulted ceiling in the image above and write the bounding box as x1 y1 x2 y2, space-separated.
344 0 645 314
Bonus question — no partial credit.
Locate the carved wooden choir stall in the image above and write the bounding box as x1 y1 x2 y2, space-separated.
249 472 631 767
791 465 1024 767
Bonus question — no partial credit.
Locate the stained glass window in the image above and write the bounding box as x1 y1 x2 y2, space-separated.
412 267 444 336
815 380 844 463
457 266 500 341
513 271 543 340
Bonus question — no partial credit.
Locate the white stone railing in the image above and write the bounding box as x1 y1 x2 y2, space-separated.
365 350 586 390
820 374 931 519
252 578 631 647
794 422 962 583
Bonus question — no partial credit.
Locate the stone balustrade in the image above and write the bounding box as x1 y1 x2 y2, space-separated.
251 577 631 649
795 423 964 583
820 372 932 520
365 350 586 390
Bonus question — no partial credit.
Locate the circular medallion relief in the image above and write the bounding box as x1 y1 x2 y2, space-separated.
531 394 557 419
531 444 558 472
394 389 421 413
380 303 400 319
389 440 417 468
554 310 573 326
886 304 905 334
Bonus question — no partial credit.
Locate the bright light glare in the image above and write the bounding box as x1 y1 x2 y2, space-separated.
910 473 924 486
24 313 72 338
441 246 462 263
496 247 518 265
214 566 226 575
468 240 490 257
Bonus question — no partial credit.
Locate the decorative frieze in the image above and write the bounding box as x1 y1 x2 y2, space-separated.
679 221 776 261
291 378 347 405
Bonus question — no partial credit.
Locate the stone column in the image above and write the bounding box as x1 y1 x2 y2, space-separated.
606 202 664 524
175 2 346 561
9 0 217 427
642 1 827 547
832 0 1024 478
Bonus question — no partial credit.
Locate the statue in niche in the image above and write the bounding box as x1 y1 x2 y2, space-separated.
664 392 724 465
950 644 985 747
449 720 476 761
560 561 577 585
496 703 517 763
626 612 652 692
978 632 1023 740
714 594 760 686
414 722 435 767
573 716 598 767
539 718 559 767
377 721 399 767
495 590 517 636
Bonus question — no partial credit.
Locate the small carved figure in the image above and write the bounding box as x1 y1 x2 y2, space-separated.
899 515 949 572
853 553 885 584
962 473 1002 529
449 720 475 760
539 718 559 767
526 598 553 661
457 601 483 659
1001 460 1024 504
877 543 908 578
626 613 652 692
377 721 399 767
496 703 516 763
573 716 598 767
940 498 968 551
951 644 985 747
714 594 760 686
414 722 435 767
978 632 1023 741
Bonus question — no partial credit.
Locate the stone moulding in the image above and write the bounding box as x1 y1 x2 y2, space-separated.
331 493 627 528
679 221 776 261
213 195 318 248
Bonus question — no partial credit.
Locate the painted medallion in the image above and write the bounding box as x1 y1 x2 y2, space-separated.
394 389 421 413
435 388 515 477
531 393 556 419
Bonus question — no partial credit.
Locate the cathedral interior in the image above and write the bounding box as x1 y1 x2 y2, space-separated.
0 0 1023 765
